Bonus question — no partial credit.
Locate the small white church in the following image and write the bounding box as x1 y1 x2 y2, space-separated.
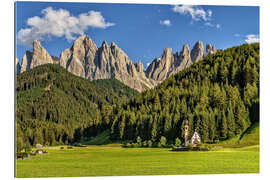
184 120 201 147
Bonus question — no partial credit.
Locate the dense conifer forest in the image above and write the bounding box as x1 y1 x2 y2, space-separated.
109 43 259 144
16 43 259 150
16 64 137 151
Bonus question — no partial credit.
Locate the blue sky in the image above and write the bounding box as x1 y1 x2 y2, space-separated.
16 2 259 68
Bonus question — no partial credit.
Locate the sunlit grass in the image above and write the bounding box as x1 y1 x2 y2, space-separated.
16 145 259 178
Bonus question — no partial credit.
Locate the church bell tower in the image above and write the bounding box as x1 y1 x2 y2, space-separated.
184 120 189 146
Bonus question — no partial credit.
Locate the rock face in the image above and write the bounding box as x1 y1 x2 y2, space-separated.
146 43 194 82
206 44 217 56
20 40 54 73
16 57 21 74
17 37 217 92
191 40 204 63
59 35 155 92
174 44 193 72
146 48 174 81
51 56 60 64
30 40 54 69
134 61 144 73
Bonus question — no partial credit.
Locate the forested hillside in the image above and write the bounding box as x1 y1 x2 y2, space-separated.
110 43 259 144
16 64 137 151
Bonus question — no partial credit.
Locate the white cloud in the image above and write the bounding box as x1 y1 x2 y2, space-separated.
204 22 221 29
17 7 115 46
245 34 260 44
147 62 151 67
172 5 212 21
172 5 221 29
160 19 171 26
204 22 214 27
207 10 212 17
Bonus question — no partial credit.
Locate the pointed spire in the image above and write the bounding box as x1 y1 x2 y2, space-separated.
191 40 204 62
101 40 109 48
111 41 117 47
161 48 173 61
206 44 217 56
33 40 41 51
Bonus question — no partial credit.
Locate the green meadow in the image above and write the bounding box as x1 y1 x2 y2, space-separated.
16 145 259 178
16 123 259 178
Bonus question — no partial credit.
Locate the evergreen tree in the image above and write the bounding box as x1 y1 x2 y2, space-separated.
136 136 142 147
175 138 181 147
220 111 228 139
160 136 167 147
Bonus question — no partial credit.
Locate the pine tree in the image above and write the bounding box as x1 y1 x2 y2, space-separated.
220 111 228 139
16 125 24 152
227 104 236 138
160 136 167 147
208 108 216 142
119 113 126 140
151 116 158 142
175 138 181 147
136 136 142 147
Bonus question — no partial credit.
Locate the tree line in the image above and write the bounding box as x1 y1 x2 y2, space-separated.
109 43 259 145
16 64 137 151
16 43 259 151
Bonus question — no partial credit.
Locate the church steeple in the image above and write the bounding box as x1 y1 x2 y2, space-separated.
184 120 189 146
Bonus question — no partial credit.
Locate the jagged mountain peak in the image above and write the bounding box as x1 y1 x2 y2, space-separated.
206 44 217 56
20 41 53 73
162 48 173 58
182 44 190 52
33 40 41 48
18 37 218 92
111 41 117 47
134 61 144 73
163 47 172 53
191 40 204 63
58 36 155 92
16 57 21 74
101 40 109 48
146 40 216 82
72 35 97 50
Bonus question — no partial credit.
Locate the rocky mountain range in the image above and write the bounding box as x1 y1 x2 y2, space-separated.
16 35 217 92
145 40 217 82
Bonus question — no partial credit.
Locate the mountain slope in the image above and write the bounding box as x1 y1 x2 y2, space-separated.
16 64 137 150
215 122 259 148
109 43 259 144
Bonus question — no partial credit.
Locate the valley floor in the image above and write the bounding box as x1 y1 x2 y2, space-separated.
16 144 259 177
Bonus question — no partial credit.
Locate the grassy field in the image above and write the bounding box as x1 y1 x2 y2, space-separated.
16 124 260 178
16 144 259 178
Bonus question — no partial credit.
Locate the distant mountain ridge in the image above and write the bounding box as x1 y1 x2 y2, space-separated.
145 41 213 82
16 35 217 92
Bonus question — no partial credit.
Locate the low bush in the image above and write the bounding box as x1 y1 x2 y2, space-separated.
122 143 128 148
17 152 29 159
143 141 148 147
30 151 36 156
73 143 87 147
